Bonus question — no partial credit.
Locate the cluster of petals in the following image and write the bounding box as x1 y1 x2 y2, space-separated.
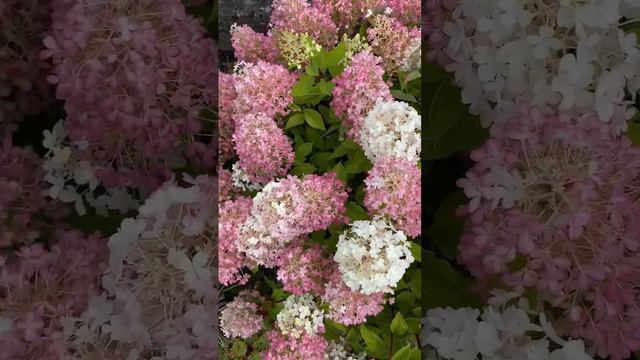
42 0 217 194
383 0 421 26
219 73 237 163
263 329 327 360
233 60 297 120
0 145 61 248
230 24 280 64
424 291 593 360
0 230 106 360
65 176 217 359
312 0 378 32
359 100 421 163
219 290 264 339
239 173 347 267
233 113 294 184
331 50 392 139
367 14 420 73
364 156 421 237
443 0 640 129
276 244 334 296
321 270 385 326
270 0 338 48
457 104 640 359
0 0 52 139
219 196 255 286
424 0 457 67
334 217 413 294
276 294 325 339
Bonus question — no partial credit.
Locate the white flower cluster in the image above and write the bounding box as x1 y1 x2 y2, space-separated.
325 337 367 360
359 101 422 163
63 176 217 359
444 0 640 130
231 161 263 191
334 218 414 294
42 120 139 215
276 294 325 339
423 291 593 360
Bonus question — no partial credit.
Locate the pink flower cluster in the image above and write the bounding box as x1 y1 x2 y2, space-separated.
276 244 334 296
312 0 376 31
0 230 106 360
0 146 61 248
457 104 640 359
321 270 386 326
238 173 348 267
219 196 254 286
364 156 421 237
230 24 280 64
263 330 328 360
233 113 295 184
0 0 52 140
219 73 237 164
219 291 264 339
331 50 392 138
233 61 297 120
270 0 338 48
368 14 420 73
384 0 421 26
425 0 456 67
42 0 217 192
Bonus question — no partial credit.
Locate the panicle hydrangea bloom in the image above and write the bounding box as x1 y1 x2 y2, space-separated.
312 0 379 32
219 196 255 286
383 0 421 26
42 121 141 216
230 24 280 64
263 330 328 360
276 294 325 339
424 291 594 360
0 145 61 248
425 0 457 67
367 14 420 73
331 50 392 138
220 291 264 339
219 72 237 163
239 173 348 267
0 0 52 138
443 0 640 130
274 30 323 70
359 100 421 163
342 33 371 64
325 337 367 359
0 230 106 360
233 114 294 184
334 218 414 294
270 0 338 48
364 156 421 237
321 270 385 325
64 176 217 359
42 0 217 193
457 104 640 359
231 161 264 192
276 244 334 296
233 60 297 120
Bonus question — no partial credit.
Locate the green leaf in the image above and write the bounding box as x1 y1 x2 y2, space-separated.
306 63 319 77
423 251 481 310
295 142 314 164
318 80 335 96
409 242 422 262
333 162 347 182
330 144 351 159
285 113 305 129
428 79 465 139
310 151 333 169
360 325 387 359
390 312 409 336
304 108 325 130
345 201 369 221
391 344 412 360
428 190 467 259
324 42 347 69
391 89 417 102
292 74 315 97
291 163 317 176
